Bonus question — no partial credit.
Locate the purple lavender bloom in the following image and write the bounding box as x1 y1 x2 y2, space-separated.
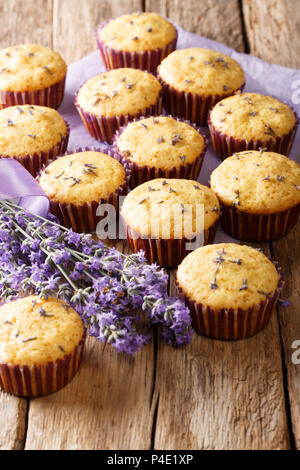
0 200 193 353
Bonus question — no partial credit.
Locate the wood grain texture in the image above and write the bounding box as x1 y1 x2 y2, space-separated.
0 394 27 450
153 259 290 450
146 0 245 51
272 221 300 448
53 0 142 64
25 338 155 450
243 0 300 68
25 242 156 450
0 0 53 48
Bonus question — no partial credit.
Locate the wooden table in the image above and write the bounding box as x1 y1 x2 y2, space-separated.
1 0 300 451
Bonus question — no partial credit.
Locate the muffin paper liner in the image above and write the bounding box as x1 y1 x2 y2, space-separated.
0 120 70 178
123 218 219 268
0 332 86 397
113 115 208 188
95 21 177 74
0 75 66 110
157 72 245 126
176 260 284 340
75 86 163 145
38 147 131 233
208 106 299 160
219 203 300 242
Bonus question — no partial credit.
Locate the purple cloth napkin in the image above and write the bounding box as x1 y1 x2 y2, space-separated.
0 159 49 217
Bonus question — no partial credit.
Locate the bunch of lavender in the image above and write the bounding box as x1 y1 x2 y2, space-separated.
0 200 193 354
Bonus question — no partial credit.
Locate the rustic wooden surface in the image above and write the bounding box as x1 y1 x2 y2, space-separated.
0 0 299 451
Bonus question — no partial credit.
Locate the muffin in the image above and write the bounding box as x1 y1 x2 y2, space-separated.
0 44 67 109
208 92 298 159
39 149 129 233
0 295 85 397
121 178 220 267
157 48 245 126
210 150 300 241
0 105 69 176
75 68 162 144
114 116 207 188
96 12 177 74
177 243 283 340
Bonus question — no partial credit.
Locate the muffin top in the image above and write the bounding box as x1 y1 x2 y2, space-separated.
177 243 279 310
210 150 300 214
0 44 67 92
76 68 161 117
121 178 220 238
0 296 84 367
98 12 177 52
116 116 206 170
39 151 126 205
0 105 67 157
209 93 296 141
158 48 245 96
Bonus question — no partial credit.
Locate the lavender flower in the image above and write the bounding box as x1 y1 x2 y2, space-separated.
0 200 193 354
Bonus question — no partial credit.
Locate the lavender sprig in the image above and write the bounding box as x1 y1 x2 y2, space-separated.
0 200 193 353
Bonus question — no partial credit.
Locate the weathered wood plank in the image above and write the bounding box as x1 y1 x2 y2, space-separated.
272 221 300 448
146 0 245 51
243 0 300 450
0 0 53 451
0 394 27 450
153 249 290 450
25 242 156 450
243 0 300 68
0 0 53 48
25 338 155 450
53 0 142 64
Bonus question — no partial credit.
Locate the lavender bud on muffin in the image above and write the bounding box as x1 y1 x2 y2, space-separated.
157 48 245 125
210 150 300 241
121 178 220 267
75 68 162 144
0 44 67 109
0 104 69 176
96 12 177 73
177 243 283 340
208 92 298 159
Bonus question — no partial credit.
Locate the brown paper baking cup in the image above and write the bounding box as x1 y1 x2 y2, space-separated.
39 147 131 233
157 72 245 126
0 332 86 398
0 119 70 177
219 202 300 242
176 261 284 340
123 218 219 268
113 115 208 188
208 107 299 160
75 86 163 145
0 75 66 110
95 22 177 74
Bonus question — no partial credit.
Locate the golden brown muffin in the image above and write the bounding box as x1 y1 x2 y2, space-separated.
209 93 298 159
0 44 67 109
0 296 85 397
121 178 220 267
39 151 127 205
98 12 177 53
177 243 282 340
209 150 300 241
